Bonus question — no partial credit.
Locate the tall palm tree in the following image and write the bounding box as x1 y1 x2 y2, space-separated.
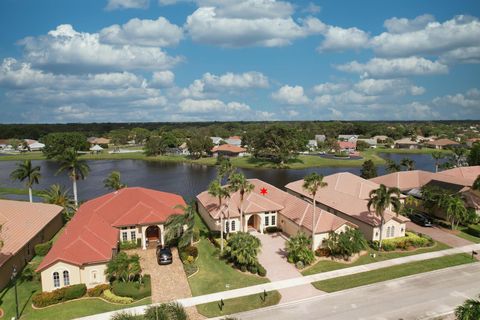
442 194 467 230
455 295 480 320
217 157 235 185
367 184 401 250
103 171 126 191
40 184 76 220
10 160 41 202
431 151 444 173
208 179 230 252
56 148 90 208
400 157 415 171
228 172 254 233
165 202 196 248
302 172 328 251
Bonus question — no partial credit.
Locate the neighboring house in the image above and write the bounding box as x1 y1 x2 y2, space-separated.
24 139 45 151
441 166 480 213
425 139 460 150
338 141 356 153
307 140 318 151
166 142 190 156
357 138 377 147
211 144 247 157
0 139 8 150
36 187 186 292
285 172 409 241
225 136 242 146
87 137 111 145
0 200 63 291
210 137 223 146
394 138 419 149
373 135 389 143
467 138 480 147
315 135 326 143
196 179 357 249
338 135 358 142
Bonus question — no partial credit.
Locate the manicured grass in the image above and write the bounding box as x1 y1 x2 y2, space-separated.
0 187 42 197
312 253 474 292
302 241 451 276
373 147 452 155
196 291 281 318
457 227 480 244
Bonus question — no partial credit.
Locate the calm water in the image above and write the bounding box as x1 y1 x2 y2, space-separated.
0 153 437 202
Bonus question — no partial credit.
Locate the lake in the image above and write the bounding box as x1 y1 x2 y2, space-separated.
0 153 439 202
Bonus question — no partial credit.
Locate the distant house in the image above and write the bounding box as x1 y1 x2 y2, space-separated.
426 138 460 150
0 200 63 291
467 138 480 147
24 139 45 151
338 141 356 153
225 136 242 146
373 135 389 143
210 137 223 146
87 137 111 145
338 134 358 142
166 142 190 156
315 135 326 143
211 144 247 157
307 139 318 151
394 138 419 149
0 139 8 150
357 138 377 147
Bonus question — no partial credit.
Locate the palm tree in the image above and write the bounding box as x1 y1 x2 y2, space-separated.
217 157 234 185
228 172 254 233
10 160 41 202
56 148 90 208
41 184 76 220
302 172 328 251
385 159 401 173
144 302 188 320
208 180 230 252
431 151 444 173
400 157 415 171
442 194 467 230
367 184 401 250
165 202 196 248
103 171 126 191
455 295 480 320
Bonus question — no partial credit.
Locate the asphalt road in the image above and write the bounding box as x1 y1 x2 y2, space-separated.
224 263 480 320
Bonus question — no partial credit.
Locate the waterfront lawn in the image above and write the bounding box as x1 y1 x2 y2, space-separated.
373 146 452 155
312 253 474 292
302 241 450 276
189 213 280 317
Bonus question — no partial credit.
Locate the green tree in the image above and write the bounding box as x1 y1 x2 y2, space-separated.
41 132 89 159
473 175 480 191
224 232 261 268
144 302 188 320
110 129 131 146
228 172 254 233
144 136 163 156
324 228 367 260
455 295 480 320
105 252 141 282
208 180 230 252
360 160 378 179
40 184 76 221
367 184 401 250
56 148 90 207
187 135 214 159
302 172 328 250
7 138 22 150
441 194 467 230
130 127 151 145
356 140 370 151
431 151 444 173
468 143 480 165
104 171 126 191
10 160 41 202
165 202 196 249
385 159 401 173
285 232 315 265
400 157 415 171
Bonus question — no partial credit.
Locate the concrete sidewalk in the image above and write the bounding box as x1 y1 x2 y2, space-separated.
76 243 480 320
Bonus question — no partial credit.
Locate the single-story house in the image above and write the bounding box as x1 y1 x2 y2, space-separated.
225 136 242 146
36 187 185 292
425 139 460 150
24 139 45 151
394 138 420 149
0 139 9 150
0 200 63 291
212 144 247 157
166 142 190 156
210 137 223 146
357 138 377 147
315 135 326 143
196 179 357 249
89 144 103 153
87 137 111 145
338 141 356 153
373 135 389 143
285 172 409 241
338 134 358 142
307 140 318 151
467 138 480 147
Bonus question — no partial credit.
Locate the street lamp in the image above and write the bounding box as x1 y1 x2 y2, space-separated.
11 265 19 320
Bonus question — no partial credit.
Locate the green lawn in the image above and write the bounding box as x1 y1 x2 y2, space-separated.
312 253 474 292
189 214 280 317
457 227 480 244
372 147 452 155
0 187 42 198
302 241 451 276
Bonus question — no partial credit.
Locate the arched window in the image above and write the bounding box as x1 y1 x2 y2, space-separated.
386 226 391 238
53 272 60 288
63 270 70 286
391 225 395 237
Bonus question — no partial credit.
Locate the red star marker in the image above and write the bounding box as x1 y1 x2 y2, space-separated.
260 187 268 195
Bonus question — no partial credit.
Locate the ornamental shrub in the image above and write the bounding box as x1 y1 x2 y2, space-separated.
184 245 198 258
324 228 368 259
111 275 151 300
87 284 110 297
64 284 87 300
110 311 138 320
295 261 304 269
285 232 315 265
144 303 188 320
467 224 480 237
257 265 267 277
103 289 134 304
34 240 52 256
264 226 282 234
119 240 140 250
32 284 87 307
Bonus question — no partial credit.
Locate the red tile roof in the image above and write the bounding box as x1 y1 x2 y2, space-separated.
440 166 480 186
37 187 185 271
212 144 246 153
338 141 356 149
426 138 459 146
370 170 473 190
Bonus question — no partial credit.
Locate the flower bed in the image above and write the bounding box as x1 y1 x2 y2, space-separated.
371 232 434 251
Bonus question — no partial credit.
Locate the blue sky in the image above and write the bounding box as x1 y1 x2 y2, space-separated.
0 0 479 123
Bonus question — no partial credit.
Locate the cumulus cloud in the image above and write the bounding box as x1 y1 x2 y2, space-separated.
272 85 309 105
151 71 175 87
178 98 250 113
433 88 480 108
312 82 348 94
106 0 149 10
383 14 435 34
354 78 425 96
336 57 448 78
19 24 181 73
318 26 369 52
303 2 321 14
100 17 183 47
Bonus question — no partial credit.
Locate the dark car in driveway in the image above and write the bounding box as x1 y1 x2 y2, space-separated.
410 212 433 227
156 245 173 265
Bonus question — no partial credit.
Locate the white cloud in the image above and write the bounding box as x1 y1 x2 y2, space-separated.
197 0 294 19
433 88 480 108
19 24 181 72
178 98 250 113
318 26 369 52
100 17 183 47
312 82 348 94
440 46 480 64
336 57 448 78
202 71 269 89
401 101 439 120
272 85 309 105
383 14 435 34
303 2 321 14
151 71 175 87
354 78 425 96
106 0 149 10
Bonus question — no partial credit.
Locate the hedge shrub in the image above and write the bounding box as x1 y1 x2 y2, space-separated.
34 240 52 256
111 275 151 300
103 289 134 304
257 265 267 277
466 224 480 238
119 239 141 250
264 226 282 234
183 245 198 258
32 284 87 307
377 232 433 251
87 284 110 297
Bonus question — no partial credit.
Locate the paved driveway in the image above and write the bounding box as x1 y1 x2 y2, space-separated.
254 232 323 303
406 222 473 248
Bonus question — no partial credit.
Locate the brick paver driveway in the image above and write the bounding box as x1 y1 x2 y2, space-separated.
129 248 205 319
406 222 474 248
253 232 324 303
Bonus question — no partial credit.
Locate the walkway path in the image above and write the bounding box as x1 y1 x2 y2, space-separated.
254 231 323 303
407 222 474 248
76 243 480 320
